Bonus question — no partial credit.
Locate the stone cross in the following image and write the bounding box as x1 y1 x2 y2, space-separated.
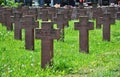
11 11 22 40
38 9 52 21
54 13 66 42
21 6 29 16
102 13 113 41
74 16 94 53
0 10 3 24
107 7 116 24
20 15 39 50
60 9 70 27
1 7 6 25
94 8 103 29
27 7 38 20
76 8 87 19
4 8 13 31
35 22 60 68
48 7 56 21
117 12 120 20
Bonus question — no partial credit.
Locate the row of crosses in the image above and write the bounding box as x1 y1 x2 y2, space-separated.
0 6 120 68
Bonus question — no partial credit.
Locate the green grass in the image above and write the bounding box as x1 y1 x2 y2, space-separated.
0 20 120 77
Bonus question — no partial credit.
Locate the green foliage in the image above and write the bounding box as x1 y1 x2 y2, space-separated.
0 20 120 77
1 0 22 7
0 0 4 5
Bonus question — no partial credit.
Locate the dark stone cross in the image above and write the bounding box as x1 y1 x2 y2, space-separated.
117 12 120 20
11 11 22 40
60 10 69 27
27 7 38 20
3 8 13 31
21 6 29 16
93 8 103 29
0 10 3 23
76 8 87 19
38 9 52 21
74 16 94 53
35 22 60 68
1 7 6 25
107 7 116 24
92 7 98 19
54 13 66 42
20 15 39 50
48 7 56 21
102 13 114 41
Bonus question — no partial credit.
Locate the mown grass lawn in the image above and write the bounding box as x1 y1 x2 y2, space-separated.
0 20 120 77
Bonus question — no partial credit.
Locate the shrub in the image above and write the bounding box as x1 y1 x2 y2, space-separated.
1 0 22 8
0 0 4 5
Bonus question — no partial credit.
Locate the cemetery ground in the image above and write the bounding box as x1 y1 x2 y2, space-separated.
0 20 120 77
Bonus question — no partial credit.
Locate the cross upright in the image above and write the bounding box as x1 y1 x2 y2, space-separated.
102 13 113 41
107 7 116 24
92 6 98 19
35 22 60 68
54 13 66 41
1 7 6 25
11 11 22 40
74 16 94 53
61 9 70 27
94 8 103 29
3 8 13 31
0 10 3 23
20 15 39 50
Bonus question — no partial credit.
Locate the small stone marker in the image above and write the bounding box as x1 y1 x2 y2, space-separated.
74 16 94 53
11 11 22 40
102 13 113 41
20 15 39 50
35 22 60 68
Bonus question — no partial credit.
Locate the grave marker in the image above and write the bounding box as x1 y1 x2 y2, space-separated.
54 13 66 41
20 15 39 50
76 8 87 19
102 13 113 41
117 12 120 20
4 8 13 30
11 11 22 40
74 16 94 53
107 7 116 24
35 22 60 68
27 7 38 20
37 9 51 21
